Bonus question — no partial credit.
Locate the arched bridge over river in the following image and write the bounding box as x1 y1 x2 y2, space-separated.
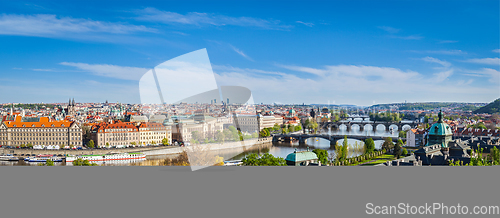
273 133 405 147
320 121 419 132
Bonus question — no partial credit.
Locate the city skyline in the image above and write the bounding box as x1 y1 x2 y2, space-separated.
0 1 499 105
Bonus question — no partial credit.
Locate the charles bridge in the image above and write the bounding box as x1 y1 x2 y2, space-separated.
319 120 419 132
272 133 406 147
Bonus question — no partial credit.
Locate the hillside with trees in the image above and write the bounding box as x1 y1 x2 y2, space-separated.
474 98 500 114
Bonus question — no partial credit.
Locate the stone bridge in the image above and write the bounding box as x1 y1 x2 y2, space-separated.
272 133 405 146
320 121 418 132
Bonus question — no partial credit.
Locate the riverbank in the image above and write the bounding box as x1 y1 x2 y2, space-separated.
0 137 273 159
143 137 273 157
0 146 176 157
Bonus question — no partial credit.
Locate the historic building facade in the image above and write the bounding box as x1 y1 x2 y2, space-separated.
90 121 140 148
0 116 82 147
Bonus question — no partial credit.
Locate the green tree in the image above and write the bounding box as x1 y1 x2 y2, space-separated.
334 141 343 163
162 138 169 146
340 136 349 160
312 149 328 165
46 159 55 166
191 131 202 142
382 137 394 153
272 124 281 132
216 130 225 143
241 153 286 166
251 132 259 138
489 146 499 165
259 128 270 137
364 138 375 154
402 148 408 156
394 140 402 159
87 140 95 149
467 147 492 166
105 142 109 148
258 153 287 166
399 130 406 139
223 129 233 141
241 153 260 166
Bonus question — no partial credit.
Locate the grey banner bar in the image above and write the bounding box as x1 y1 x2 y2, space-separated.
0 166 499 218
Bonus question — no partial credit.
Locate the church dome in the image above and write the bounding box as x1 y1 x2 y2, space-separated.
428 110 452 136
289 109 296 114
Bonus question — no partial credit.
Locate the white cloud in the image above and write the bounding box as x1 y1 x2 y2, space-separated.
493 49 500 53
463 68 500 84
377 26 400 33
59 62 149 80
432 69 453 82
421 57 451 68
439 40 458 44
135 7 292 30
463 57 500 65
296 21 314 27
229 45 253 61
410 50 467 55
0 14 155 37
276 64 325 76
389 35 423 40
214 64 494 105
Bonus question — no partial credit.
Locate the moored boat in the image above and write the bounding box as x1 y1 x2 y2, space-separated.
0 154 19 161
65 152 146 162
27 154 63 162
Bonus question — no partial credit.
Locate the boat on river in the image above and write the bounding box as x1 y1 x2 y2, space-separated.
65 152 146 162
27 154 63 162
0 154 19 161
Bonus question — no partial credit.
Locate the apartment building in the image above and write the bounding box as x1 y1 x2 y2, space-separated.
91 121 139 148
0 116 82 147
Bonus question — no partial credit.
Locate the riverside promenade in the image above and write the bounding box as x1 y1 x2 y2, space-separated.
0 137 273 157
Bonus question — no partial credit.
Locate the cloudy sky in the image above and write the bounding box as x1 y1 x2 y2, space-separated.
0 0 498 106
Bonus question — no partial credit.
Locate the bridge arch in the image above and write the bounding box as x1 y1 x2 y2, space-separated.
373 124 386 131
402 124 412 131
388 124 399 131
351 124 362 131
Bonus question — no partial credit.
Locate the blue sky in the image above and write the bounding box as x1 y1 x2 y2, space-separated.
0 0 498 106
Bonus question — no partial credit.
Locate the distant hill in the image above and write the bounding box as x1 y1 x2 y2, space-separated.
474 98 500 114
368 102 486 111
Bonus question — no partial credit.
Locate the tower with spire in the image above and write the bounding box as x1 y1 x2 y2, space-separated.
66 98 76 116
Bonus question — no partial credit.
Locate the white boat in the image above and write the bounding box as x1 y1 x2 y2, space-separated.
223 160 243 166
65 152 146 162
27 154 63 162
0 154 19 161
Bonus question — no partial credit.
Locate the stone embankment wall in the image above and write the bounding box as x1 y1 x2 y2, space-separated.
2 146 171 156
2 137 273 157
143 137 272 156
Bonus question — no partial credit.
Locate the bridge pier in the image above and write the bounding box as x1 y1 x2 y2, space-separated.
359 125 364 131
330 139 338 146
299 137 306 144
346 124 351 131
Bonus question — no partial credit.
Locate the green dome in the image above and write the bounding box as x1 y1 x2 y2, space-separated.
289 109 296 114
428 110 452 136
285 149 318 162
429 123 452 135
